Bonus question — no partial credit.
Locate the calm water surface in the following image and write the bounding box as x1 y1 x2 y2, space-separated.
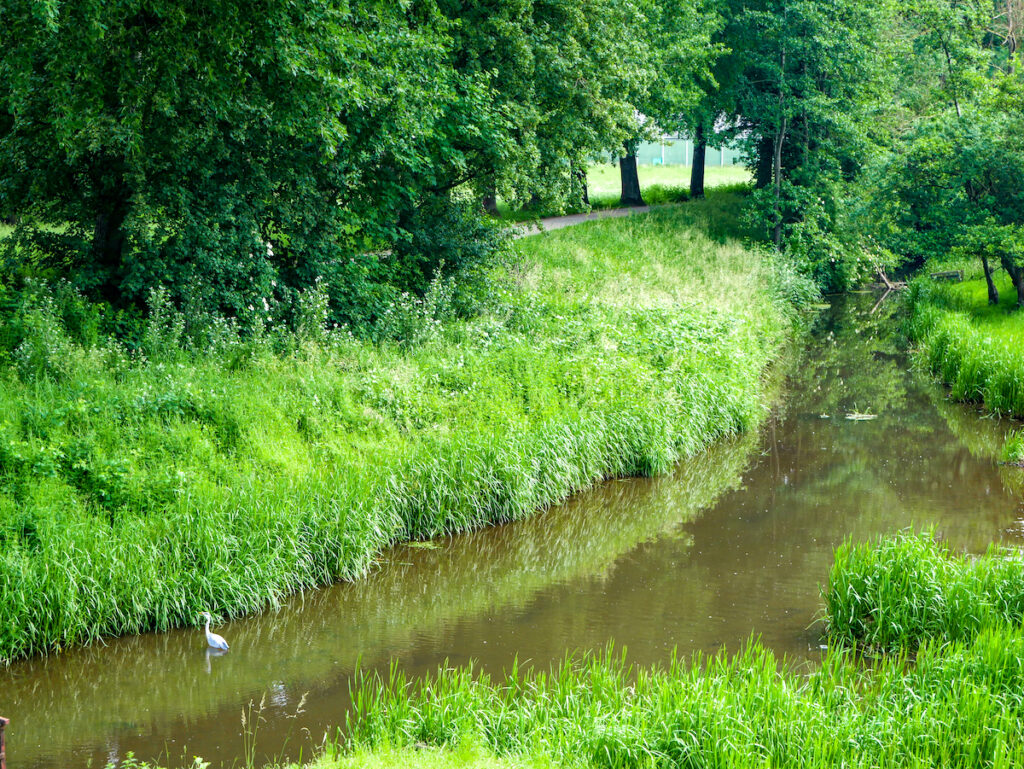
4 295 1024 768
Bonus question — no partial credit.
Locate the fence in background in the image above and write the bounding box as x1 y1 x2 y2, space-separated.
638 137 744 167
600 137 745 167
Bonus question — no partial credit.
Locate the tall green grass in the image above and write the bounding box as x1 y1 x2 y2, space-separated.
908 276 1024 417
0 193 807 663
305 532 1024 769
825 532 1024 651
339 632 1024 768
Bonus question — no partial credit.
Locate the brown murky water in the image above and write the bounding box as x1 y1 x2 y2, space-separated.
4 294 1024 768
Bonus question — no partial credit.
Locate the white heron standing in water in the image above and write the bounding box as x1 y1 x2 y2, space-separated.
200 611 230 651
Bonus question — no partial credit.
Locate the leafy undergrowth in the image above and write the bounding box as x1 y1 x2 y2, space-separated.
908 275 1024 417
0 191 809 663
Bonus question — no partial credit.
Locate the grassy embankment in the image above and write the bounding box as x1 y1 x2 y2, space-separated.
0 190 803 663
496 163 751 222
287 534 1024 769
907 272 1024 418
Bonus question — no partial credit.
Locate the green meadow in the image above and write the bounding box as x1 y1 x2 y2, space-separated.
495 164 752 222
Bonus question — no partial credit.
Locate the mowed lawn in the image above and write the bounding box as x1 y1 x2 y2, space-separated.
584 161 751 198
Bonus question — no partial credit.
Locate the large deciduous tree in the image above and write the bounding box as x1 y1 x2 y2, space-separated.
0 1 514 321
695 0 889 287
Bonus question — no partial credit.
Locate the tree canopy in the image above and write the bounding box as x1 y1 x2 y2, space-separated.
1 0 1023 323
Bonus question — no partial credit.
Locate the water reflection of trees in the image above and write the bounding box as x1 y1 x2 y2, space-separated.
735 293 1023 552
926 371 1024 509
783 295 909 421
4 433 760 766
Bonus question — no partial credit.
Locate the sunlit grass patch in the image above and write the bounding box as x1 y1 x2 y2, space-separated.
584 161 751 199
496 164 752 222
908 276 1024 417
295 742 550 769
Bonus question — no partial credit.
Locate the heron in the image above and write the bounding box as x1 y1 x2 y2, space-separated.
200 611 230 651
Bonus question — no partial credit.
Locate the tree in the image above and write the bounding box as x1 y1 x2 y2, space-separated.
615 0 722 207
875 109 1024 305
687 0 892 287
0 1 526 323
430 0 650 215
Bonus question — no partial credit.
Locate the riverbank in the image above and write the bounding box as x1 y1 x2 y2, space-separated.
0 190 808 663
908 274 1024 418
310 622 1024 768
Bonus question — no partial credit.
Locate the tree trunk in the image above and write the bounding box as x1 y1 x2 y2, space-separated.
572 163 589 206
1013 269 1024 308
772 118 788 249
482 186 498 216
1001 253 1024 307
690 125 707 199
619 151 644 207
982 254 1000 305
91 183 130 303
755 135 774 189
1007 0 1021 74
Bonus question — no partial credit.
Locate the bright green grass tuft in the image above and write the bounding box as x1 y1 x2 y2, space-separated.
825 532 1024 651
1002 430 1024 465
290 742 551 769
0 191 803 663
907 276 1024 417
340 629 1024 769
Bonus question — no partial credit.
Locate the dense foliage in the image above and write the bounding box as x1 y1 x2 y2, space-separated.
3 1 1021 307
856 1 1024 292
0 0 663 325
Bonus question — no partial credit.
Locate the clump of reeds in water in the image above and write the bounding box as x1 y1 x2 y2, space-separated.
824 531 1024 652
1002 430 1024 467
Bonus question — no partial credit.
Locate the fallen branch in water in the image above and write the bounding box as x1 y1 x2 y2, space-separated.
876 268 907 292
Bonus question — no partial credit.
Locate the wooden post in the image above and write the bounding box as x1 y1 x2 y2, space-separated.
1 715 8 769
